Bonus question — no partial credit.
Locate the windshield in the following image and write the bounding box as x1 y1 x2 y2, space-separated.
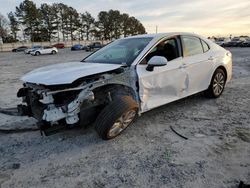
83 37 153 66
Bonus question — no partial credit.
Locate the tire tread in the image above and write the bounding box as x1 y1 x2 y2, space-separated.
95 96 138 140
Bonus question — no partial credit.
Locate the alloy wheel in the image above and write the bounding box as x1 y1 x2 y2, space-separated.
107 109 136 138
213 72 225 96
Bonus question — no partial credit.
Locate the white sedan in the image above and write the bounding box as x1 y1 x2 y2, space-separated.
30 46 58 56
24 45 42 54
18 32 232 139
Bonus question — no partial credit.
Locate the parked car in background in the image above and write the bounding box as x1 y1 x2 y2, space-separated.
240 40 250 47
52 43 65 49
17 32 232 139
12 46 28 52
71 44 87 51
30 46 58 56
24 45 42 54
223 38 244 47
215 38 225 46
86 42 103 51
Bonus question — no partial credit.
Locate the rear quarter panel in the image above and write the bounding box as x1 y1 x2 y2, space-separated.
204 39 232 84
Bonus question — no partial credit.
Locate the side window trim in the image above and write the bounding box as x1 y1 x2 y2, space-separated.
180 35 189 57
176 36 183 57
200 39 210 53
200 39 205 52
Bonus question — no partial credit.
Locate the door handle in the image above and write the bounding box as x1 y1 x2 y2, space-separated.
179 63 187 68
208 56 214 61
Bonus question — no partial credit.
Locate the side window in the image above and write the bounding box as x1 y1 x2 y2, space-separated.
141 38 180 64
182 36 203 56
201 40 209 52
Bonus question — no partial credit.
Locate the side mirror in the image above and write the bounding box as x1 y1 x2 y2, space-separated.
146 56 168 71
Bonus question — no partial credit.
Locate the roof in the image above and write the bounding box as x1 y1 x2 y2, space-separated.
125 32 198 40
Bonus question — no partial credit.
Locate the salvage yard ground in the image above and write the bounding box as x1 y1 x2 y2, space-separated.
0 48 250 188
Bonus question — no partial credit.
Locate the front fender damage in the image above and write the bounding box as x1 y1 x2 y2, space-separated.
17 68 138 135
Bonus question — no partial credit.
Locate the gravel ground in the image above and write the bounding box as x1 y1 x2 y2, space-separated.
0 48 249 188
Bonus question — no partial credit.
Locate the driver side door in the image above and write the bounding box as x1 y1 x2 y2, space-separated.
136 37 188 112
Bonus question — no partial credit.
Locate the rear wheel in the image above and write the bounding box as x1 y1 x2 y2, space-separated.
205 68 226 98
95 96 138 140
52 50 56 54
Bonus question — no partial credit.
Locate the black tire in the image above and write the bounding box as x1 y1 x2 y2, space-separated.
205 68 226 98
35 51 40 56
95 96 138 140
52 50 56 54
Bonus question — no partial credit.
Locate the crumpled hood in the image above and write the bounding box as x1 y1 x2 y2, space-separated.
21 62 123 85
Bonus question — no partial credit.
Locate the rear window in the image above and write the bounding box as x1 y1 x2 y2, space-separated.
182 36 203 56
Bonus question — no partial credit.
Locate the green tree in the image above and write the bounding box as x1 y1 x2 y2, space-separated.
40 3 58 41
79 11 95 40
55 3 78 41
9 1 146 42
127 16 146 36
96 11 110 40
120 13 130 37
15 0 42 42
65 6 79 40
96 9 146 40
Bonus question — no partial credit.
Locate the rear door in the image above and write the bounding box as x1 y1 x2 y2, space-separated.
180 35 214 96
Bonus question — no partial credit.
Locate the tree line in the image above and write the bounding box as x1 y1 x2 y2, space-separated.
0 0 146 43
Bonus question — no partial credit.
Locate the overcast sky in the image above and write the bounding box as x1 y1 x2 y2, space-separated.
1 0 250 37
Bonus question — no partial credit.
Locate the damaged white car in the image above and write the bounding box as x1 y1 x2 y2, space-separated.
17 32 232 139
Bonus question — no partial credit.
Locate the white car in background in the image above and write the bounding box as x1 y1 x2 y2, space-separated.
24 45 42 54
30 46 58 56
18 32 232 139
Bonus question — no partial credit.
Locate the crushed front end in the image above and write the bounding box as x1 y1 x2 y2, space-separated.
16 66 137 136
17 82 95 135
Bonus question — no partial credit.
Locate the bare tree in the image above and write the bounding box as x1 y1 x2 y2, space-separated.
0 13 8 42
8 11 19 41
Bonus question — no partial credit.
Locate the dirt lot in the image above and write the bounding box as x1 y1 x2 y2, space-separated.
0 48 249 188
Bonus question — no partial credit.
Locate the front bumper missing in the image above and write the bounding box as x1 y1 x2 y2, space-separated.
42 90 94 124
17 85 95 134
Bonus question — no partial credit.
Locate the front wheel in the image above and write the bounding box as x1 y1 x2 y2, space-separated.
51 50 56 55
205 68 226 98
95 96 138 140
35 51 40 56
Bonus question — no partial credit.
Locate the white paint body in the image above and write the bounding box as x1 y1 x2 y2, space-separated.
21 32 232 113
30 47 58 55
133 33 232 112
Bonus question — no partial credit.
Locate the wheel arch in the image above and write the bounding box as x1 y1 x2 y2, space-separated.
93 83 138 102
215 65 227 82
